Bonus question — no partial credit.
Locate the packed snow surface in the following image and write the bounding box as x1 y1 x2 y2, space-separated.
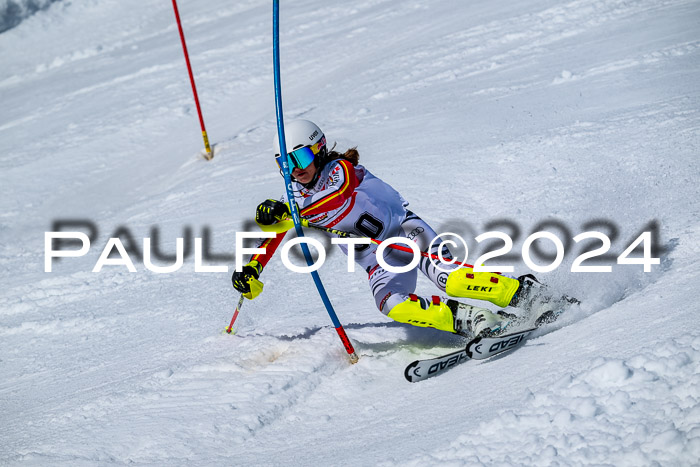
1 0 699 465
0 0 60 33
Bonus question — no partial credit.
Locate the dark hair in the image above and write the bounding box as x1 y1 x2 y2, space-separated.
324 143 360 166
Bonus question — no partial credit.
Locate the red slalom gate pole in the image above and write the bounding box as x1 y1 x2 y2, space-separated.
171 0 213 160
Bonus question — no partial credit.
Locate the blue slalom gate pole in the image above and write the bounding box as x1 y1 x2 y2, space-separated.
272 0 358 363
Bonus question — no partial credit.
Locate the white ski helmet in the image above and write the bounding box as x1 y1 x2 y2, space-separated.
272 119 327 170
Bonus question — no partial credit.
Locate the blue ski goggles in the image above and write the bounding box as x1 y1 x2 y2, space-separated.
275 136 326 171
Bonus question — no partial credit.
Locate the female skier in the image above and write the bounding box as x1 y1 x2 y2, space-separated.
231 120 536 338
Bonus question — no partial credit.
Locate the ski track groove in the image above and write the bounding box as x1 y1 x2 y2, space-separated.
1 329 353 463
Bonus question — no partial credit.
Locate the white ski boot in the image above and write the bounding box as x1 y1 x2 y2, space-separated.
447 300 510 338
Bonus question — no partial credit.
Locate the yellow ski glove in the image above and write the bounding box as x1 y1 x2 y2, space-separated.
231 260 264 300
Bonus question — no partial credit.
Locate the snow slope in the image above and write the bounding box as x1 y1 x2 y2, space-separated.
1 0 699 465
0 0 60 34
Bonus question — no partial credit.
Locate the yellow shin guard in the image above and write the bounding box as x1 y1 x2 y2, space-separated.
387 296 456 333
445 268 519 308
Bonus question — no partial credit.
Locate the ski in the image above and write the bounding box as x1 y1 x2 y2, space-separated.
465 328 534 360
404 348 468 383
403 279 580 382
404 328 535 383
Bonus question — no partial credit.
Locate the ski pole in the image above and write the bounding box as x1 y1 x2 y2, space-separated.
299 220 478 270
171 0 213 160
272 0 358 364
225 294 244 334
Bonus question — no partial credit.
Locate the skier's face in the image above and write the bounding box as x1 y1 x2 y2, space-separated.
292 162 317 184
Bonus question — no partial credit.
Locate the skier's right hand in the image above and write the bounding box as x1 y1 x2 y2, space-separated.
232 260 264 299
256 199 290 225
